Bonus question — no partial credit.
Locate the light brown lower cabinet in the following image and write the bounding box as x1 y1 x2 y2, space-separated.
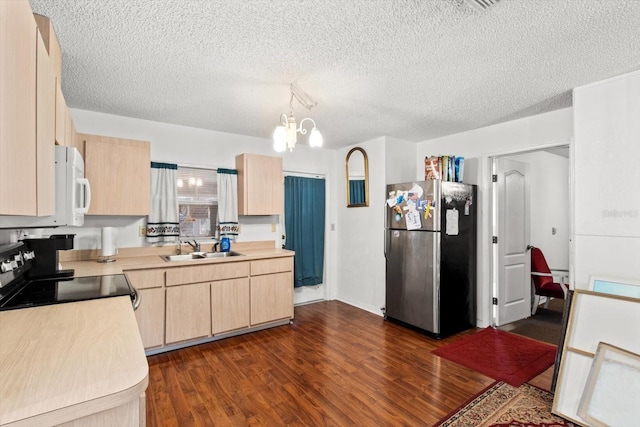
211 278 250 334
165 282 211 344
250 272 293 325
128 257 293 352
134 288 165 349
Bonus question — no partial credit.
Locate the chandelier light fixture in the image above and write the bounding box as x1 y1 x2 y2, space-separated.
273 83 323 152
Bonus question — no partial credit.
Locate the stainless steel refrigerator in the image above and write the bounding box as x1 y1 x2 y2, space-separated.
384 180 477 338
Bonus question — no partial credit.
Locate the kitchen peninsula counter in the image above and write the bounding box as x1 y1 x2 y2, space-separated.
0 297 148 426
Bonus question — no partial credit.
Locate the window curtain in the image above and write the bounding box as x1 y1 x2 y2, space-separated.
284 176 325 287
217 168 239 240
349 179 366 204
146 162 179 243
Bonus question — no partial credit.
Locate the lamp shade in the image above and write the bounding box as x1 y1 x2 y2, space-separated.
309 127 323 148
273 126 287 152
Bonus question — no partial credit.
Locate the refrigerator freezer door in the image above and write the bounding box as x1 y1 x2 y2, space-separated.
385 181 440 231
385 229 440 334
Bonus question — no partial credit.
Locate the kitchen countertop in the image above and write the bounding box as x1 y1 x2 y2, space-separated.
0 296 148 426
63 247 295 277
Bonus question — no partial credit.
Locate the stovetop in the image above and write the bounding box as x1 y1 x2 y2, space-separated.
0 242 137 311
0 274 135 311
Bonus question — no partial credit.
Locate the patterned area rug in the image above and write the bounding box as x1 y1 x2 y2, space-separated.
433 327 557 387
436 381 576 427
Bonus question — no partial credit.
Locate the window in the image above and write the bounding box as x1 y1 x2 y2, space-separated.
177 166 218 237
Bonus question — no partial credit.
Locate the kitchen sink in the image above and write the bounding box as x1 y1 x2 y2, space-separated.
160 251 245 262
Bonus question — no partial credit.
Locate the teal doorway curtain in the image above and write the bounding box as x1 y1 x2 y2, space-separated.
284 176 326 287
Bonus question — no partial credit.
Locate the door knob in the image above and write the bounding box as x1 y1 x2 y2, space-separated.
526 245 534 251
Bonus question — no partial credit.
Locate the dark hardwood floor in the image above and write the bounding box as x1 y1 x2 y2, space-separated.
146 301 553 426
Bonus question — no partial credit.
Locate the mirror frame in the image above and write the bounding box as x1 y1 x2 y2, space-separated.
345 147 369 207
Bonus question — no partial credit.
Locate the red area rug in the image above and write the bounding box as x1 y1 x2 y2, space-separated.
435 381 575 426
433 327 556 387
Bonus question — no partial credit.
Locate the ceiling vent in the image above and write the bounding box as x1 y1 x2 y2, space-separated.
462 0 500 12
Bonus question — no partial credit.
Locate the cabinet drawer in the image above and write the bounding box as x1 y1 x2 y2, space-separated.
166 261 250 286
125 269 166 289
250 257 293 276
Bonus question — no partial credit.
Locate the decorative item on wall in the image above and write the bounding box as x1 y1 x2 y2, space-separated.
273 84 322 152
345 147 369 207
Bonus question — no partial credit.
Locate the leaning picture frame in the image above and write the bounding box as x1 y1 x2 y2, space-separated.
577 342 640 426
588 275 640 299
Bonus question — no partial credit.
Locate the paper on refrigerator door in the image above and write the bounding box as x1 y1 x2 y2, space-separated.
405 209 422 230
446 208 459 235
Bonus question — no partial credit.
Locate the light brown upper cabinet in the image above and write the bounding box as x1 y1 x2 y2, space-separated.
80 134 151 216
236 154 283 215
35 27 56 215
0 1 57 216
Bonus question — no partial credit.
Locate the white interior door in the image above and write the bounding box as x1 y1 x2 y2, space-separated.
493 158 531 326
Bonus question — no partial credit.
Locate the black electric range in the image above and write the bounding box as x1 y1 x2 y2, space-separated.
0 242 138 311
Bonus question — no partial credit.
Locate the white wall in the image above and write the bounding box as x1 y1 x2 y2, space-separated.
505 150 570 270
385 137 417 184
573 70 640 288
416 107 573 327
336 137 386 314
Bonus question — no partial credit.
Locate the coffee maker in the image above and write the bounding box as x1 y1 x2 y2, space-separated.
22 234 75 279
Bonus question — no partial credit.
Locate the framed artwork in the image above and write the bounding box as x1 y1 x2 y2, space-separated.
577 342 640 426
552 290 640 424
589 275 640 299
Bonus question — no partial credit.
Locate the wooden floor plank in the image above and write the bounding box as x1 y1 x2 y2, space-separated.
146 301 553 426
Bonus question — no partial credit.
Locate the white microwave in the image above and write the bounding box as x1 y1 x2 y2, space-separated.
0 147 91 229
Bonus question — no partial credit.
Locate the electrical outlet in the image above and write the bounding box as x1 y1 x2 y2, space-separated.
271 223 276 232
139 226 146 237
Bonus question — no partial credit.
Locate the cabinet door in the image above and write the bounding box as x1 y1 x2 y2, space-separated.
166 283 211 344
134 287 165 349
250 272 293 325
211 278 250 334
83 136 151 215
236 154 283 215
54 82 67 145
0 0 37 215
35 29 55 215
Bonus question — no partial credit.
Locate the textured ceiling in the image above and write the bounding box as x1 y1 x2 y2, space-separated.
29 0 640 149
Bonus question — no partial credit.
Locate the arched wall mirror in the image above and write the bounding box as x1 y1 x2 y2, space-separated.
345 147 369 207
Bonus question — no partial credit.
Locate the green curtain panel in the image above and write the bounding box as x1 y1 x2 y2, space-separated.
349 179 366 204
284 176 326 287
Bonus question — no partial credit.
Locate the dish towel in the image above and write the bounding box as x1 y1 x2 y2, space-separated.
217 168 239 240
146 162 179 243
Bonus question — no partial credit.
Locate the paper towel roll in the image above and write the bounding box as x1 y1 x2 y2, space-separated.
101 227 117 257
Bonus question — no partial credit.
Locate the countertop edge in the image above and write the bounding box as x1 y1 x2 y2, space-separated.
1 375 149 427
64 249 295 277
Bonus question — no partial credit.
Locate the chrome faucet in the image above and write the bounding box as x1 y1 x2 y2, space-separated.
186 240 200 252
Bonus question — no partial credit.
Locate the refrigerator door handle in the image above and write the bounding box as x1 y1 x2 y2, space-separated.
384 229 390 262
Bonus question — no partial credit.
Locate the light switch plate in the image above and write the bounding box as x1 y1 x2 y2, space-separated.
139 226 146 237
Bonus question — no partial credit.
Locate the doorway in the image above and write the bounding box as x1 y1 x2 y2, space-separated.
281 172 328 306
491 144 570 328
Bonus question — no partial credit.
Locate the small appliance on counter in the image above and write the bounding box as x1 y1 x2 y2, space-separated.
21 234 76 279
0 242 139 311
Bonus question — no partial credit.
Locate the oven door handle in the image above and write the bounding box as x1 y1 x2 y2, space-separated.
132 286 141 311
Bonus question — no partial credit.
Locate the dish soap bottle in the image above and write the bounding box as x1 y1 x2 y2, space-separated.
220 237 231 252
